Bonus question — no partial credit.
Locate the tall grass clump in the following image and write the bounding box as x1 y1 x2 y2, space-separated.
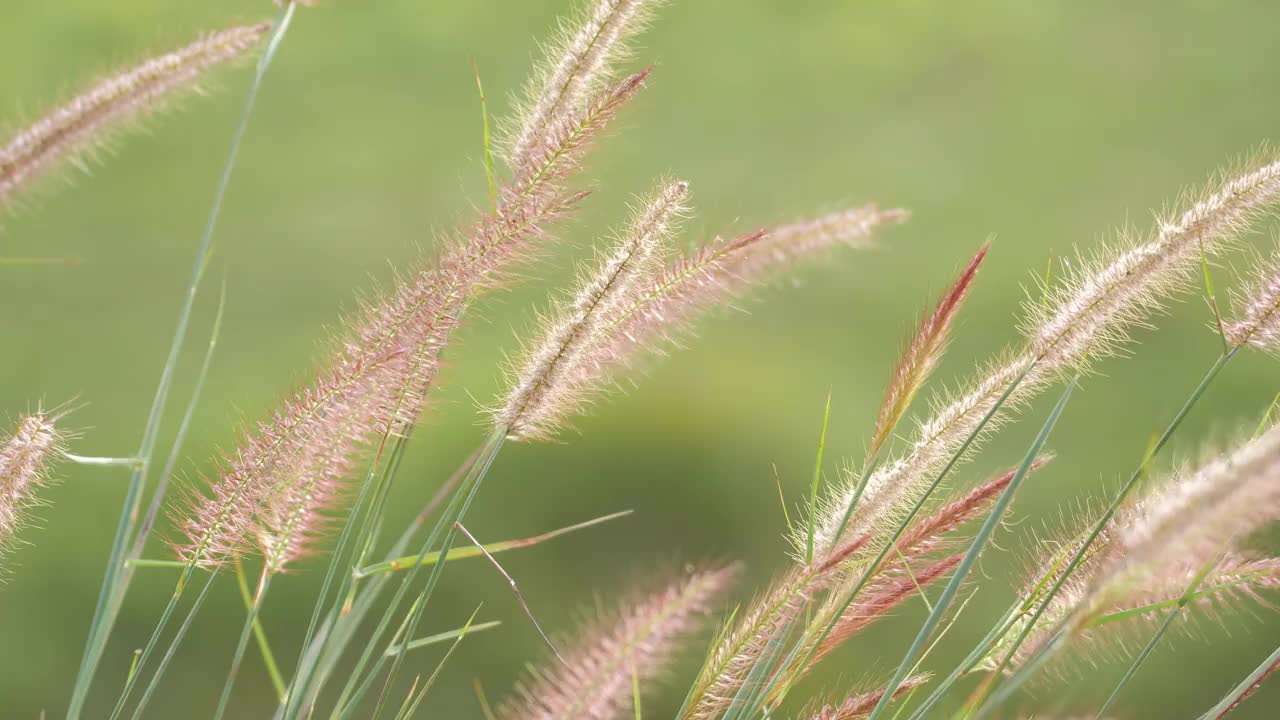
4 1 1280 719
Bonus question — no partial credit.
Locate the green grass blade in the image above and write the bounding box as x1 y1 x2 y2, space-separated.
396 607 486 720
867 372 1078 720
1197 643 1280 719
355 509 631 578
329 430 505 718
973 348 1238 712
213 569 274 720
125 566 223 720
383 621 502 657
1094 556 1221 718
67 8 296 716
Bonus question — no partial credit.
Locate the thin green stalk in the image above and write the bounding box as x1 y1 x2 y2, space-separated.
866 373 1078 720
67 8 296 716
753 362 1038 715
355 509 631 578
329 430 504 718
108 570 193 720
805 389 833 564
1197 643 1280 719
214 566 274 720
473 60 496 214
395 608 484 720
290 440 485 718
127 559 187 569
235 558 286 703
1094 556 1222 718
385 621 502 656
125 280 228 575
365 433 505 718
474 680 497 720
281 432 406 719
904 604 1025 720
128 566 223 720
973 348 1239 712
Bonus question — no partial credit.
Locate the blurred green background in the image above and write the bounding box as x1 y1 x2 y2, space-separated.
3 0 1280 717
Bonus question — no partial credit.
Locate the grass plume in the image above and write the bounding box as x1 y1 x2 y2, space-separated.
0 23 268 210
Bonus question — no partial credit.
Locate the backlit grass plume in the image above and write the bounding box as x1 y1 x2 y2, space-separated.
987 423 1280 671
175 0 662 570
0 414 62 557
499 563 737 720
869 241 989 461
1225 243 1280 352
804 674 932 720
0 23 268 211
811 153 1280 557
505 0 660 174
597 204 908 377
497 179 689 440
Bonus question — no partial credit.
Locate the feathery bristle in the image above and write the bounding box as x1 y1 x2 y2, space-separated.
804 674 932 720
990 425 1280 672
684 533 873 720
177 11 652 566
500 563 737 720
497 180 689 440
892 456 1052 561
594 204 906 380
809 154 1280 556
0 23 268 210
870 242 989 459
0 415 62 554
506 0 659 173
1028 157 1280 367
1225 244 1280 352
1119 423 1280 579
810 554 960 668
171 353 400 569
744 205 908 276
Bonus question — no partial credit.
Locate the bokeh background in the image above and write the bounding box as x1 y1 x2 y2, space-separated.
3 0 1280 717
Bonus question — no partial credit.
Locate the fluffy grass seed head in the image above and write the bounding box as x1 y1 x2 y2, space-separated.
990 425 1280 672
810 152 1280 556
1225 242 1280 352
504 0 661 175
0 414 63 556
180 1 657 567
496 179 689 440
0 23 268 211
803 674 933 720
595 203 907 381
500 563 737 720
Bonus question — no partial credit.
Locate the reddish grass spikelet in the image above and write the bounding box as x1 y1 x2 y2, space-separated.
1225 244 1280 352
869 242 988 459
506 0 659 174
810 555 960 668
891 456 1052 560
804 674 932 720
0 23 268 210
500 563 737 720
0 414 62 555
498 180 689 440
